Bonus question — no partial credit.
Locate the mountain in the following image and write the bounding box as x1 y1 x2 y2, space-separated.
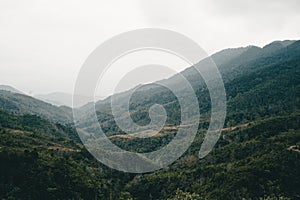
262 40 296 53
35 92 104 108
0 39 299 199
76 40 299 137
0 90 72 123
0 110 131 199
0 109 78 141
123 112 300 200
35 92 72 107
102 40 300 199
208 46 251 66
0 85 24 94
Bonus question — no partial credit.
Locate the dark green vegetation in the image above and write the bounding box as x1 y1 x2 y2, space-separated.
0 90 72 123
0 40 299 199
124 113 300 200
0 111 133 199
78 40 299 137
0 109 78 141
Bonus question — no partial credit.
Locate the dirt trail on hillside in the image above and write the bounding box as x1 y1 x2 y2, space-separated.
287 145 300 153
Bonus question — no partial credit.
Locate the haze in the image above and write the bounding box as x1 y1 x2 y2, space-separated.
0 0 300 96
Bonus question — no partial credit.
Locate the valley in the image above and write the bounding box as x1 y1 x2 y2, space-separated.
0 40 299 199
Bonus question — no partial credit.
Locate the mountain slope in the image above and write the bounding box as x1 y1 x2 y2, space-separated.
0 85 24 94
0 110 134 199
35 92 102 108
0 90 72 123
0 109 78 140
1 39 299 199
77 40 299 137
124 112 300 200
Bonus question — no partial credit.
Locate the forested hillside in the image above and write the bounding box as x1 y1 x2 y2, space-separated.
0 40 299 199
0 90 72 123
78 40 300 137
0 111 134 199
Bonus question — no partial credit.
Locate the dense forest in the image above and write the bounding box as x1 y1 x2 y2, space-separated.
0 40 299 199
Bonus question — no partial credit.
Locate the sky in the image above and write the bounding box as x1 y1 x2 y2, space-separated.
0 0 300 96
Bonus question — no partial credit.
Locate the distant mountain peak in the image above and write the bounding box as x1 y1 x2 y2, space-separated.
35 92 103 108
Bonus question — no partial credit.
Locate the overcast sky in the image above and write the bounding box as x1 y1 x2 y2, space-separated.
0 0 300 96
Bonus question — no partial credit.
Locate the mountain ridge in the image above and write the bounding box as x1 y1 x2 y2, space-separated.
0 90 72 123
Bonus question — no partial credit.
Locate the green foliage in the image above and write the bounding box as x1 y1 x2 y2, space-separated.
0 118 133 199
87 40 300 138
0 90 72 123
0 109 79 141
124 113 300 200
167 189 204 200
1 40 300 199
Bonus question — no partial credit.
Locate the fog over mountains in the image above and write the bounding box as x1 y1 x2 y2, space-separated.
34 92 104 108
1 39 296 109
0 39 300 199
